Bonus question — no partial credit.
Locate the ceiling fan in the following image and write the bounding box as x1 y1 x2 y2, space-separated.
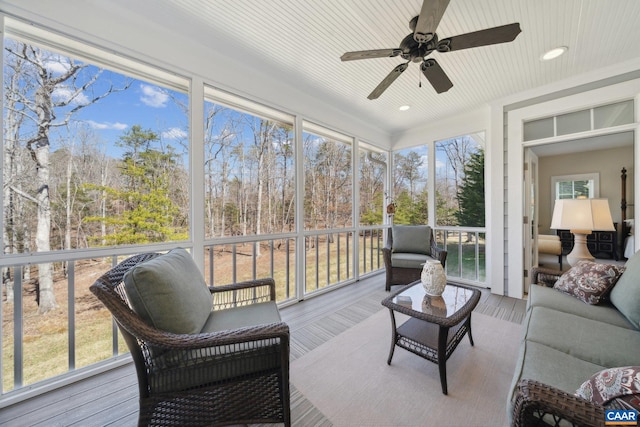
340 0 521 99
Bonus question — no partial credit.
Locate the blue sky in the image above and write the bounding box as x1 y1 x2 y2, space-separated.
46 60 189 158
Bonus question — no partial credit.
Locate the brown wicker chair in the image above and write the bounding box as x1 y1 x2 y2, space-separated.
530 266 564 288
90 252 291 427
382 225 447 291
512 379 605 427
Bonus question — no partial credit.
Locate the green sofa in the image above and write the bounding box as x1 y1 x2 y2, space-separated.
508 252 640 426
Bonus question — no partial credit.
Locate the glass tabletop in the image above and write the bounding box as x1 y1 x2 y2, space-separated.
390 282 478 319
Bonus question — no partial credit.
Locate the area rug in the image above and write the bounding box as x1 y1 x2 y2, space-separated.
291 308 522 427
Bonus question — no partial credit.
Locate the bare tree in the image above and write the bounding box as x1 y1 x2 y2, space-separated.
4 42 129 313
3 47 30 303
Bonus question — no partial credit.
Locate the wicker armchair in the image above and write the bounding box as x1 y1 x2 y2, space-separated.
530 266 564 288
512 379 606 427
382 225 447 291
90 252 291 427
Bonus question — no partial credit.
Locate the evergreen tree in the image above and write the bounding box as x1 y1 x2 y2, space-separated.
86 126 188 244
456 149 485 227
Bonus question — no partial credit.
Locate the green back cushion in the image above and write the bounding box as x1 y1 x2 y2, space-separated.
392 225 431 256
123 248 212 334
610 250 640 329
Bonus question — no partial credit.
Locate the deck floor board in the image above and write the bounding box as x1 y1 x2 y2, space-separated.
0 273 524 426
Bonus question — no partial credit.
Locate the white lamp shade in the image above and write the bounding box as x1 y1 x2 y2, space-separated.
550 198 615 231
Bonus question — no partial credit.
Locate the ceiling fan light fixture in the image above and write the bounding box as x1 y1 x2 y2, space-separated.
541 46 568 61
340 0 522 99
399 105 411 111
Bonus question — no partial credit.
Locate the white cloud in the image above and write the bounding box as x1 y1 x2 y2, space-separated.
45 60 71 75
140 84 169 108
162 127 187 139
44 53 73 75
86 120 128 131
418 154 429 172
52 87 90 106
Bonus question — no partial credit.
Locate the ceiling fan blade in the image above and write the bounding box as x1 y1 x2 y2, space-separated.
413 0 450 43
341 49 402 61
368 62 409 100
438 23 521 52
421 59 453 93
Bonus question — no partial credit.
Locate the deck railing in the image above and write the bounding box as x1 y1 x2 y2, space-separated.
1 225 387 400
435 227 486 285
0 225 488 400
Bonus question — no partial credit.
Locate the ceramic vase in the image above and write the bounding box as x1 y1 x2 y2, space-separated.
421 260 446 296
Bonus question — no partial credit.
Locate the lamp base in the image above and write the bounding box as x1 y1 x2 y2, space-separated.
566 231 594 267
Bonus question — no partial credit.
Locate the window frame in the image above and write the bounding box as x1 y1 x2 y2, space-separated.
551 173 599 201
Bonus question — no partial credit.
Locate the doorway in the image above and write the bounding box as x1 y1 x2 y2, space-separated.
506 78 640 299
524 131 634 287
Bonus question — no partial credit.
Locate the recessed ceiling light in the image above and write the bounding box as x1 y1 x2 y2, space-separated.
541 46 568 61
399 105 410 111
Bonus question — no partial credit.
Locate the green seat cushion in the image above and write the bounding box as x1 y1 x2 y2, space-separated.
149 302 283 393
525 306 640 367
610 250 640 329
201 301 281 332
392 225 431 255
527 284 635 330
390 252 431 269
123 248 212 334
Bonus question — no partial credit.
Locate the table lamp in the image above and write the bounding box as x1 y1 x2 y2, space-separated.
550 198 615 267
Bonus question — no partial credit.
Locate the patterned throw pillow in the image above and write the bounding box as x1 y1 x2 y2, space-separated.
576 366 640 410
553 260 625 304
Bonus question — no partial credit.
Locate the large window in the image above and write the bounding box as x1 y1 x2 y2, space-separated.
0 17 389 398
203 87 295 238
302 122 354 293
391 134 487 285
202 88 297 294
435 134 485 227
3 40 189 255
391 146 428 225
303 123 353 230
435 133 486 283
2 22 190 393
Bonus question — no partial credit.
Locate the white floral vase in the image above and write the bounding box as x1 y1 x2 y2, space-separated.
421 260 447 296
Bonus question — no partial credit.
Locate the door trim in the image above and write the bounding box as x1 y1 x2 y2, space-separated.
507 79 640 299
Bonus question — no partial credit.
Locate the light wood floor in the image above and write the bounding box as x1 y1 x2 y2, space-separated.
0 272 526 426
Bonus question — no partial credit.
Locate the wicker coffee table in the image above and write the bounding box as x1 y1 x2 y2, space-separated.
381 281 481 395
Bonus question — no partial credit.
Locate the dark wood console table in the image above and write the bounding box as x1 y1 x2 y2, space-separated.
557 223 618 260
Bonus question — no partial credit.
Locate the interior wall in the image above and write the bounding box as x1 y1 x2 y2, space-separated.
537 145 634 235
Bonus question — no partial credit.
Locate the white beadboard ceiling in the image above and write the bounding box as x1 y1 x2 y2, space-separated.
149 0 640 135
12 0 640 137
